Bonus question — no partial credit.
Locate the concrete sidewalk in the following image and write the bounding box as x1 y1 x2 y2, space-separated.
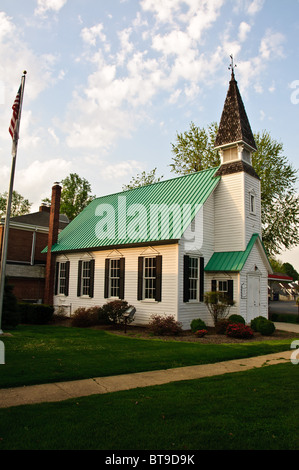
0 350 294 409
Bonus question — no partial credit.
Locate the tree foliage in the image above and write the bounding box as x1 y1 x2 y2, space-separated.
252 131 299 255
122 168 163 191
58 173 95 221
0 191 32 218
170 122 299 256
170 122 220 174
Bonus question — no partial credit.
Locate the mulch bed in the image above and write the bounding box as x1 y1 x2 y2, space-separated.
51 318 297 344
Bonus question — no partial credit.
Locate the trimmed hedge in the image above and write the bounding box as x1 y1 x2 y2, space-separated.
270 313 299 324
250 316 276 336
228 314 245 325
190 318 207 333
19 303 54 325
2 282 20 328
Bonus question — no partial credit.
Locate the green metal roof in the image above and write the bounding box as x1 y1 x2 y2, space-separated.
205 234 267 272
45 167 220 253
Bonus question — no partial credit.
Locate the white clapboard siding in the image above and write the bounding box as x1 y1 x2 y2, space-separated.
178 193 217 329
239 242 269 322
214 172 246 252
54 243 179 326
244 173 262 245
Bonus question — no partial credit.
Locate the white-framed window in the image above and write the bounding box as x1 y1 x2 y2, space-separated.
183 255 204 303
55 260 70 296
138 255 162 302
189 257 199 301
109 258 120 298
77 259 95 298
82 260 91 296
144 257 157 300
218 280 228 293
249 191 256 215
211 279 234 304
58 262 67 295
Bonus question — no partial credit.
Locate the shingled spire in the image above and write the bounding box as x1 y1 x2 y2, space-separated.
215 66 256 151
215 57 259 178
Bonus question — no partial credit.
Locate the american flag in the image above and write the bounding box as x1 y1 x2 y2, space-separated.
9 86 21 139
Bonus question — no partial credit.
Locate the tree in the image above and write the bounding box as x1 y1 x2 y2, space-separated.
170 122 220 175
170 123 299 256
122 168 163 191
59 173 95 221
204 291 235 326
282 262 299 281
252 131 299 256
0 191 32 218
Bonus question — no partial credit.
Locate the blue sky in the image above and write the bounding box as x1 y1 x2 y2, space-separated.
0 0 298 269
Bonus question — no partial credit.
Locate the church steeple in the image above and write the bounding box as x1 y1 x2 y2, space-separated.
215 57 258 176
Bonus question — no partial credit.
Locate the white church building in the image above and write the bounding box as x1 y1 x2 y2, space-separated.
45 68 272 329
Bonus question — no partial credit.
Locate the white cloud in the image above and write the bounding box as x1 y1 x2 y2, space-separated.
140 0 182 24
0 159 72 207
247 0 265 15
34 0 68 17
260 29 286 60
239 22 251 42
100 160 144 180
81 23 107 47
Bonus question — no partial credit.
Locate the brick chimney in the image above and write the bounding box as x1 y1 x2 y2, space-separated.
44 183 61 305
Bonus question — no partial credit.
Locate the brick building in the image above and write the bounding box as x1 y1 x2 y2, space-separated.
0 192 68 303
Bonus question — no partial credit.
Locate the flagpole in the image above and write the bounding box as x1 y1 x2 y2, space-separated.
0 71 27 335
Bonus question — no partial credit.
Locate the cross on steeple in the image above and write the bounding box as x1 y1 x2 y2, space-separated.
228 54 237 79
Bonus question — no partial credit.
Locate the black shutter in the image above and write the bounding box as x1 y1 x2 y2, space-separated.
119 258 125 300
65 261 70 297
211 280 217 292
89 259 95 298
155 255 162 302
183 255 190 303
137 257 144 301
227 280 234 303
104 259 110 298
55 262 59 295
77 260 82 297
199 257 204 302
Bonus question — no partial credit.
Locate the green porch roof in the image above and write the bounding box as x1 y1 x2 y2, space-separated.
46 167 220 253
205 234 269 272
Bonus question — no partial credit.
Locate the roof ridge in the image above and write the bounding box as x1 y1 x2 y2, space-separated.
93 165 221 201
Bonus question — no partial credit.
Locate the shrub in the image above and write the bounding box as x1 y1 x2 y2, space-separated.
269 313 299 324
195 329 208 337
228 314 245 325
148 315 182 336
204 291 235 325
226 323 254 339
215 319 230 335
71 307 101 327
258 319 276 336
19 303 54 325
2 281 20 328
250 316 268 332
190 318 207 333
100 300 134 327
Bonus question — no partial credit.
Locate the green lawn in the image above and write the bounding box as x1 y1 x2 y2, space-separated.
0 363 298 450
0 325 298 451
0 324 297 388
